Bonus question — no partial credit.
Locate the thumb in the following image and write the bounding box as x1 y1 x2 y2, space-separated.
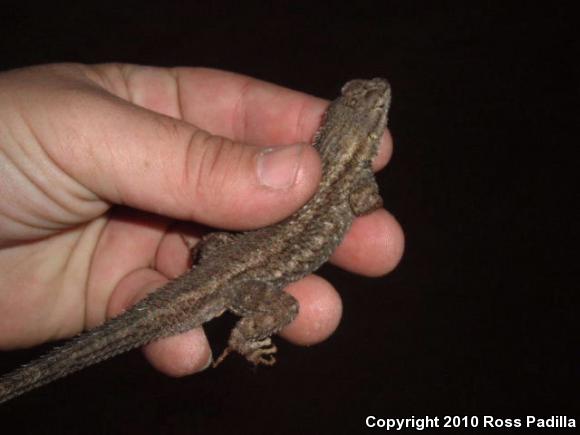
48 86 322 230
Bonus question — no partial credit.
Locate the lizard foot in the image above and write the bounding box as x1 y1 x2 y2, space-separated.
213 338 277 367
245 339 278 366
218 281 298 367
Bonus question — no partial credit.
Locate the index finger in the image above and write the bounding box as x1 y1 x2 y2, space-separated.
93 65 392 169
175 67 327 147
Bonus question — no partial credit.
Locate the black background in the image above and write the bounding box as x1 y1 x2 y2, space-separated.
0 2 576 434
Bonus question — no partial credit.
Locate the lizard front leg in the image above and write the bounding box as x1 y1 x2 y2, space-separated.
214 281 299 366
349 169 383 216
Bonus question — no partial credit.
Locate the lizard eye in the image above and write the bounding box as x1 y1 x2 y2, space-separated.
345 97 359 108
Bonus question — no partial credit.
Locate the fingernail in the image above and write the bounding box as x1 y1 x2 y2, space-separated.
257 143 305 189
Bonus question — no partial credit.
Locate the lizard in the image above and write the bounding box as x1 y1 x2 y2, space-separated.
0 78 391 404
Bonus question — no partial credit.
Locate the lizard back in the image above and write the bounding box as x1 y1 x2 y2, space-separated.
0 78 391 404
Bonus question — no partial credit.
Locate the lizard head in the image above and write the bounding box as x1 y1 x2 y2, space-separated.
336 78 392 165
341 78 391 139
313 78 392 173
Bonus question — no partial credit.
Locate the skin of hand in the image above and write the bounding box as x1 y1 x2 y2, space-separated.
0 64 404 376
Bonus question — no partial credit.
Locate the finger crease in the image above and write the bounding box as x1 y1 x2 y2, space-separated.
232 79 253 142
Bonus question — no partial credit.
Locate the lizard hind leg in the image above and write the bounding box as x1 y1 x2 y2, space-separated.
349 171 383 216
189 232 236 265
214 281 299 367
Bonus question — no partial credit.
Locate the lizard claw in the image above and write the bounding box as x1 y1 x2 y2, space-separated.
212 347 232 368
213 341 277 367
247 344 277 366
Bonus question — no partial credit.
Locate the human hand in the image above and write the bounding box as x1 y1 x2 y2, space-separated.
0 64 404 376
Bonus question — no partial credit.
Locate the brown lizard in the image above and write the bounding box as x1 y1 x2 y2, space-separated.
0 78 391 404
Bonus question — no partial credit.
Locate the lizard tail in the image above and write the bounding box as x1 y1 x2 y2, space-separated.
0 307 160 404
0 274 211 404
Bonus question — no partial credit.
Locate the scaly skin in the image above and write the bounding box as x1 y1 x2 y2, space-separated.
0 78 391 404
